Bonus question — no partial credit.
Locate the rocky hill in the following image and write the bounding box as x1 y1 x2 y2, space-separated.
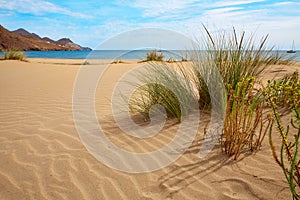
0 25 91 51
12 28 42 40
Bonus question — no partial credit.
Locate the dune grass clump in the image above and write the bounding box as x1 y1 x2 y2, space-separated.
129 63 198 122
145 50 164 62
190 57 222 110
130 83 181 120
192 26 293 110
203 26 292 87
263 71 300 199
2 50 26 61
189 27 294 158
127 26 294 160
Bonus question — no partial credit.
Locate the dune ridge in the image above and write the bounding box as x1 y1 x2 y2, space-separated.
0 59 298 199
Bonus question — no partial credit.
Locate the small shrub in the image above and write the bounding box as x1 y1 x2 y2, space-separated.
181 57 188 62
145 50 164 61
167 57 176 63
180 51 189 62
111 59 126 64
82 60 90 65
263 71 300 199
2 50 26 61
221 77 270 159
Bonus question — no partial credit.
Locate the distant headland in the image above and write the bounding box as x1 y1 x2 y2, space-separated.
0 25 91 51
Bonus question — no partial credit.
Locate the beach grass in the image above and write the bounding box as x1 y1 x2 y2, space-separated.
127 26 295 160
189 26 295 158
191 26 293 109
1 50 26 61
128 62 198 122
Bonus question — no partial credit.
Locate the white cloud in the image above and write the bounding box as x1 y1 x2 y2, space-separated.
203 7 243 16
272 1 293 6
64 0 300 49
128 0 203 18
113 0 196 22
118 0 266 21
271 1 300 14
0 11 13 18
2 0 298 49
211 0 265 8
0 0 89 18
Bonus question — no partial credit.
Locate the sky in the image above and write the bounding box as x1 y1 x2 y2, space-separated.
0 0 299 50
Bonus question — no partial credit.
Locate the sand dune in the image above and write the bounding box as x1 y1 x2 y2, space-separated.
0 59 298 199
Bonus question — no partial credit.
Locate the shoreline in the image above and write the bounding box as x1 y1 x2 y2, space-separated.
3 57 300 63
23 58 142 65
1 49 298 61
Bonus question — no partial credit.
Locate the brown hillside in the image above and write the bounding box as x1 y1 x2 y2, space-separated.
0 25 91 51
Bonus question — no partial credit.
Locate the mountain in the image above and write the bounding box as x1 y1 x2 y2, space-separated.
55 38 90 50
12 28 41 40
42 37 55 44
0 25 91 51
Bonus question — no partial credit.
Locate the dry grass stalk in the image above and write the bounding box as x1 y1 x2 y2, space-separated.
221 77 270 159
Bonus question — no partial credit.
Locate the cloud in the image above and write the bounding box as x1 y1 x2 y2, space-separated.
47 0 300 50
0 0 89 18
1 0 299 49
272 1 293 6
132 0 195 17
203 7 243 16
116 0 204 19
117 0 266 21
271 1 300 15
211 0 265 8
0 10 13 17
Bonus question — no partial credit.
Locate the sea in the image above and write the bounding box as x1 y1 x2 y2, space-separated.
1 50 299 61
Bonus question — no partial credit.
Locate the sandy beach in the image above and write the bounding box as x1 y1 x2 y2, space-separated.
0 58 299 199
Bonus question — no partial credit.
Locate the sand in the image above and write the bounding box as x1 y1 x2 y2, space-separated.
0 58 299 199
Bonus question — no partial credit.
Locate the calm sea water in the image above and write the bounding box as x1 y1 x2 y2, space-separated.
1 50 299 61
1 50 187 60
